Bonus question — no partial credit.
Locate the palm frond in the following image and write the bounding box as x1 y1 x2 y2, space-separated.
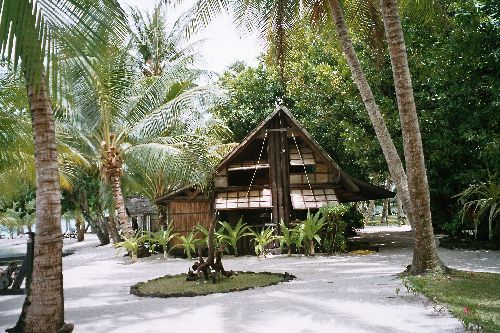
0 0 128 94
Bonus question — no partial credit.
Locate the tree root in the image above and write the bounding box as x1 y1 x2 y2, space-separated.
186 249 236 283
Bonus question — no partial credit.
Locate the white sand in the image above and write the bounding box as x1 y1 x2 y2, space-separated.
0 226 498 333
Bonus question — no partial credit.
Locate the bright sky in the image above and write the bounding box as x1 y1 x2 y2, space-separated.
119 0 263 75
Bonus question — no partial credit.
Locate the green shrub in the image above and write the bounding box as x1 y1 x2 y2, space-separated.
114 230 148 263
149 226 179 259
218 218 252 256
301 210 325 256
174 231 202 260
250 227 277 257
278 220 301 256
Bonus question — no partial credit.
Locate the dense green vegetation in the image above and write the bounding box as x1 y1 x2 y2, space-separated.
405 270 500 333
131 272 293 297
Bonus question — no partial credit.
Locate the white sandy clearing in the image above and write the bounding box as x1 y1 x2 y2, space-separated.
0 226 498 333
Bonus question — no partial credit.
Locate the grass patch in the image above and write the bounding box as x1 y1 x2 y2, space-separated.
404 270 500 332
131 271 295 298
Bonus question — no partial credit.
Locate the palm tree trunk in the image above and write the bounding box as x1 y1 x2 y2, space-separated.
380 0 444 274
107 207 120 243
109 173 133 238
396 192 405 223
328 0 414 230
10 77 66 332
380 178 391 224
75 214 85 242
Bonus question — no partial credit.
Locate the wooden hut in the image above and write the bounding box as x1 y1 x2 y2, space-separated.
154 186 213 246
125 196 159 232
213 105 394 227
156 106 394 250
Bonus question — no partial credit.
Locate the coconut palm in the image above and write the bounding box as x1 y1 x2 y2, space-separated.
63 32 223 240
0 1 126 331
0 0 123 332
129 1 203 77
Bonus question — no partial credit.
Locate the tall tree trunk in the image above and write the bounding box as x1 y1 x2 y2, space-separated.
103 139 133 239
380 0 444 274
10 77 67 332
328 0 414 230
380 178 391 224
156 204 167 229
396 191 405 223
109 173 133 238
366 200 375 224
75 213 85 242
107 207 120 243
79 192 109 246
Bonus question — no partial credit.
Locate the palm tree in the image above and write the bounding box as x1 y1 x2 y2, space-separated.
379 0 444 273
129 1 203 77
0 1 126 331
63 29 223 240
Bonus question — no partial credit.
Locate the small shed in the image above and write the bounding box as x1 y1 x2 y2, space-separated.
154 186 213 246
125 196 159 232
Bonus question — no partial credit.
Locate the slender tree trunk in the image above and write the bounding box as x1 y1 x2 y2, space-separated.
328 0 414 230
75 214 85 242
381 0 444 274
156 204 167 229
366 200 375 223
107 208 120 243
79 193 109 246
109 173 133 238
396 192 405 223
380 178 391 224
10 77 68 332
103 139 133 239
309 239 315 256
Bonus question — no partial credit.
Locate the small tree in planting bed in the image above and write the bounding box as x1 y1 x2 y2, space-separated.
186 218 236 283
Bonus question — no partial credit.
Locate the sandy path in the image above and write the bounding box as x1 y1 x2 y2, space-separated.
0 226 498 332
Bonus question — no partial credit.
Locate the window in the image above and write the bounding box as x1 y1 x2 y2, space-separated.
142 215 151 231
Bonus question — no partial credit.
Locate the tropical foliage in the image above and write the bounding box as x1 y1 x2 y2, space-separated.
149 226 179 259
250 227 278 257
278 220 301 256
218 219 252 256
455 176 499 241
114 230 149 263
301 210 326 256
175 231 202 260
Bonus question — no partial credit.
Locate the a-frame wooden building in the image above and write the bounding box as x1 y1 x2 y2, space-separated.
156 106 394 241
214 105 393 227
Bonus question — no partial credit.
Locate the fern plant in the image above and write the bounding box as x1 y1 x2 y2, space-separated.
114 231 149 263
174 231 202 260
278 220 300 256
250 227 277 257
455 175 499 240
218 218 252 256
301 210 326 256
150 225 179 259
